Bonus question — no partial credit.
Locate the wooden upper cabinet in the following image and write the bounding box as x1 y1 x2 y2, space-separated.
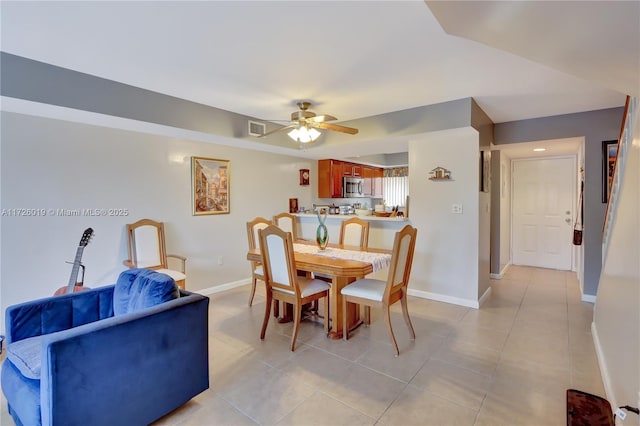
318 159 383 198
362 166 374 196
341 162 362 177
373 167 384 197
318 159 344 198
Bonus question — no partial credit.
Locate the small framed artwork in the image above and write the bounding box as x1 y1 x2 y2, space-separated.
602 140 618 203
289 198 299 213
191 156 230 215
299 169 310 185
501 163 506 198
479 151 490 192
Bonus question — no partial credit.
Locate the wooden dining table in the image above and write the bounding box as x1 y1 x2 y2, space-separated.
246 240 391 339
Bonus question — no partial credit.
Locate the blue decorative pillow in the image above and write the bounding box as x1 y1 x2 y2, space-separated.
113 269 179 316
6 335 43 379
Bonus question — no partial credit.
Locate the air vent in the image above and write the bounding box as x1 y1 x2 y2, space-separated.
248 120 266 137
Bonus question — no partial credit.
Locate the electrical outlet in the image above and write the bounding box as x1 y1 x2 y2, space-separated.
217 256 223 266
451 203 463 214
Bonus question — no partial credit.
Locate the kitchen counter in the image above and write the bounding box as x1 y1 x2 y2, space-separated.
294 213 407 222
294 213 410 253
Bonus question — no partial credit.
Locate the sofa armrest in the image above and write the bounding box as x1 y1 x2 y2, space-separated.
5 286 115 344
40 292 209 426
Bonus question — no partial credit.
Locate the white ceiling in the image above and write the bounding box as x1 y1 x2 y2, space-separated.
1 1 637 161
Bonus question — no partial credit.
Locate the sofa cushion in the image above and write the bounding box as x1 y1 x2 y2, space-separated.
113 269 179 316
6 335 43 380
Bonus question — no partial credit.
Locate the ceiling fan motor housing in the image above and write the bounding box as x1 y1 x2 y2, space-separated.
259 100 358 138
291 110 316 121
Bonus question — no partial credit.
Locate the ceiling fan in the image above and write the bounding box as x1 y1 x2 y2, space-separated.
261 101 359 143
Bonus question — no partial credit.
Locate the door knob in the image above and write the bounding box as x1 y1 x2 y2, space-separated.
565 218 572 224
566 211 571 215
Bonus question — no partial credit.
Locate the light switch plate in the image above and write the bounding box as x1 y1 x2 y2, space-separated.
452 204 463 214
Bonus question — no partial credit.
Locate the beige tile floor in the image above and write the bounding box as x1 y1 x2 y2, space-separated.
1 266 605 426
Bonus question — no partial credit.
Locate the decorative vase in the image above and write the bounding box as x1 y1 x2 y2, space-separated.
316 209 329 250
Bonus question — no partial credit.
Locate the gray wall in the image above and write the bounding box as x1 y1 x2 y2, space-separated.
320 98 476 148
0 52 290 149
489 150 502 274
471 98 494 148
1 52 491 154
494 108 624 295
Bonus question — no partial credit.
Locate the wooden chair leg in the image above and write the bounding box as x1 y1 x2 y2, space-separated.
290 302 303 351
401 293 415 340
323 294 329 334
383 305 399 356
260 291 273 340
342 297 349 341
248 277 257 307
273 299 280 318
364 306 371 325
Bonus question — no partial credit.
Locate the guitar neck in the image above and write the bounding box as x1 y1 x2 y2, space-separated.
67 246 85 290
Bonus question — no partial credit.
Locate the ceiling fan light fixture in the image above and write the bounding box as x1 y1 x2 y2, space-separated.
259 101 357 142
288 126 321 143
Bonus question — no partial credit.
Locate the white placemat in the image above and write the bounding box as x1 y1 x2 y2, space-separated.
293 243 391 272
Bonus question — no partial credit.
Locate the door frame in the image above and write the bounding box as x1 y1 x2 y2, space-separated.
510 154 578 271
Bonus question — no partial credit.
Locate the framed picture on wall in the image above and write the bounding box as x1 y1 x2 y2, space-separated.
601 140 618 203
191 156 230 215
480 150 490 192
289 198 299 213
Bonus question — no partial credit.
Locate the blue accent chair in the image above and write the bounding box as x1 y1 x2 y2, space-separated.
1 269 209 426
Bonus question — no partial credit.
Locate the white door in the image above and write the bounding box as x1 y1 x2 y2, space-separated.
512 157 575 270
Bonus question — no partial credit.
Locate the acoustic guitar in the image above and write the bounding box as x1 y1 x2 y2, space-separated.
54 227 94 295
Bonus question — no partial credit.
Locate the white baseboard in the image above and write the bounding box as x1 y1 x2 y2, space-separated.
202 278 487 309
592 322 616 409
490 263 512 280
478 287 492 308
407 288 482 309
195 278 250 296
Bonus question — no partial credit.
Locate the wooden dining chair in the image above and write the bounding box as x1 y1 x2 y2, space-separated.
339 217 370 248
315 216 371 284
259 225 330 351
273 212 298 240
123 218 187 289
246 217 272 307
341 224 417 356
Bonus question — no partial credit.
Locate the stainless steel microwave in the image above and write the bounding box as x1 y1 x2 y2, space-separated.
343 176 365 198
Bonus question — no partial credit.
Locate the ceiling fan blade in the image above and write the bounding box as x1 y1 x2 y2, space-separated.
308 114 337 123
260 124 296 137
312 121 359 135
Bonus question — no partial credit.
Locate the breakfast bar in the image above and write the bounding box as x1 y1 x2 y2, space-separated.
293 213 409 250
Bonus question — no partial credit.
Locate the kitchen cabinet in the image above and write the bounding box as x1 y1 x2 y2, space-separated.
319 159 383 199
373 167 384 197
318 159 344 198
362 166 374 196
342 163 362 177
363 166 384 197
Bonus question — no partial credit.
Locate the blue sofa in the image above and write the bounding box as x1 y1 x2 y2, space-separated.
1 269 210 426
